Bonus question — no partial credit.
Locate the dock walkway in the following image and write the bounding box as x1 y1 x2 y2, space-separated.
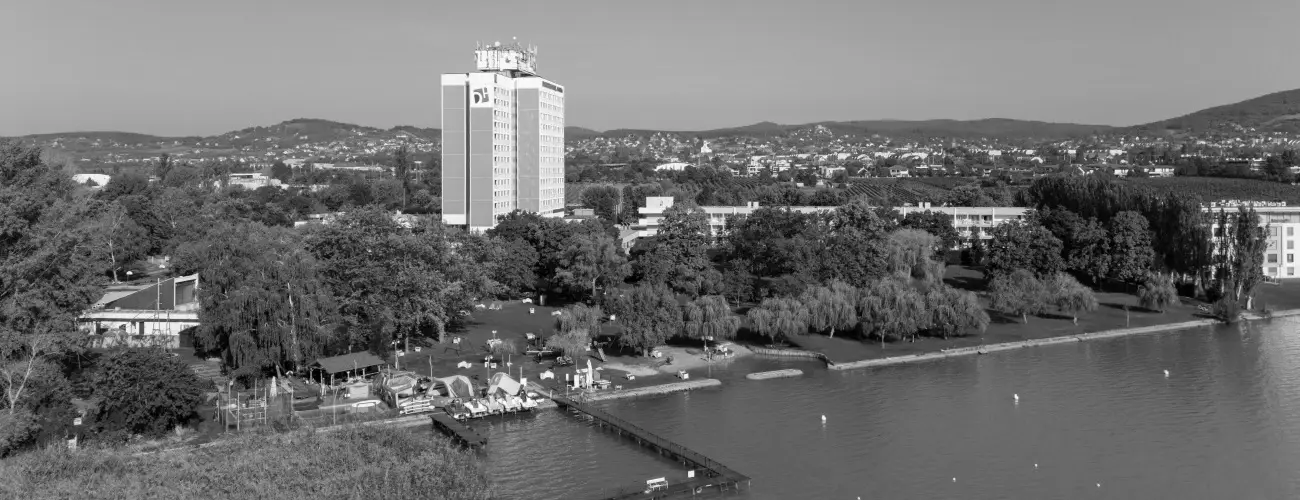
429 413 487 448
551 393 750 498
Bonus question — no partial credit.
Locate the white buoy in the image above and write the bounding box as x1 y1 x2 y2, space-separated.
952 477 956 482
1097 483 1101 488
821 415 827 422
1014 393 1020 402
1034 463 1039 468
1164 369 1170 377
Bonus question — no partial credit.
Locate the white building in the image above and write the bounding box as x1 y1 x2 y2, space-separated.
441 41 565 232
79 274 201 349
633 197 1029 245
1205 201 1299 279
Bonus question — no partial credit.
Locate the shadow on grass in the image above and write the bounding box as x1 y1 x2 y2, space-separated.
988 310 1023 325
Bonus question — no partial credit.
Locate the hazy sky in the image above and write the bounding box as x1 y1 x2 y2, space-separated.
4 0 1299 136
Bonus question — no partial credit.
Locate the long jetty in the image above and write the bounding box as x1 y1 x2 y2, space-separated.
551 393 750 498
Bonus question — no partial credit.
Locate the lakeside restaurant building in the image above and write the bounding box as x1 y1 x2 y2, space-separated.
633 197 1030 247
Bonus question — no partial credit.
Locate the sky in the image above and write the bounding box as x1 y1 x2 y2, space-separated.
3 0 1299 137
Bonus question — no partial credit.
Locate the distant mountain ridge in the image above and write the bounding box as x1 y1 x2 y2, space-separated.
7 87 1300 146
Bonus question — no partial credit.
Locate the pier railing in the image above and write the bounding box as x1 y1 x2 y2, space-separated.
553 394 747 483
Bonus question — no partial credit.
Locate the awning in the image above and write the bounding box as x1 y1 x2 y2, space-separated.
312 352 386 375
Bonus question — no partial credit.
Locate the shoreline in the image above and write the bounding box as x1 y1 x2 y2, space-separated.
531 378 722 403
826 309 1300 371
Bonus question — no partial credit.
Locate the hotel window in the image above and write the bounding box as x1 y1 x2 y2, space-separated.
1290 268 1296 276
1268 267 1278 276
1290 227 1295 237
1268 254 1278 263
1289 241 1295 250
1290 254 1295 263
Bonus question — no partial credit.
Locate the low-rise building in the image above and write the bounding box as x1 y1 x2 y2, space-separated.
1205 201 1298 280
79 274 201 349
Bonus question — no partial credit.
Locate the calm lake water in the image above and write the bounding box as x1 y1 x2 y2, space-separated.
474 318 1300 499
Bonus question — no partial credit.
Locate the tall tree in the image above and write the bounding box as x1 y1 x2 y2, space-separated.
985 219 1064 279
393 144 410 210
800 282 857 338
1106 211 1155 284
308 207 487 351
857 278 926 345
682 295 740 341
745 297 808 345
989 269 1047 323
183 222 339 378
91 349 207 438
0 143 106 433
634 204 718 296
555 231 629 301
607 285 682 356
924 285 989 339
1045 272 1097 324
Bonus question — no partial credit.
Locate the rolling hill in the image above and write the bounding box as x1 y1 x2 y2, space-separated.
1131 88 1300 134
584 118 1116 141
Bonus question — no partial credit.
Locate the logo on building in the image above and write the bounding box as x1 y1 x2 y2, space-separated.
471 87 490 107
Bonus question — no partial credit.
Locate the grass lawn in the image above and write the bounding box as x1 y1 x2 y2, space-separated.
788 265 1300 365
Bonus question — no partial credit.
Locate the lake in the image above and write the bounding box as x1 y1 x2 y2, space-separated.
475 317 1300 499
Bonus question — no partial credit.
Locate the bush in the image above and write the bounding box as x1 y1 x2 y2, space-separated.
1212 297 1241 323
0 426 492 500
91 349 209 438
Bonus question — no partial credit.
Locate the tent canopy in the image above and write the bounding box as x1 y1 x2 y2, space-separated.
313 352 386 375
487 372 522 397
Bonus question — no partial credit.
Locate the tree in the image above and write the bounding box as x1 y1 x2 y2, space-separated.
580 185 621 221
1137 273 1179 312
95 201 150 283
885 229 942 281
607 285 681 355
633 204 717 297
92 349 207 438
1 143 106 435
1106 211 1154 284
556 304 604 338
857 279 926 345
555 232 629 301
799 282 857 338
989 269 1047 323
898 210 960 255
1046 272 1097 324
682 295 740 341
270 160 292 183
183 222 339 378
719 259 757 307
154 153 172 181
393 144 411 209
985 219 1064 279
307 208 487 351
924 285 989 339
745 297 808 345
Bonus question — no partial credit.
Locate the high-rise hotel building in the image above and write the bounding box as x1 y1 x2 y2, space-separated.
441 41 565 231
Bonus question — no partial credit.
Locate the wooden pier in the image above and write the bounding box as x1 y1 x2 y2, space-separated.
430 413 488 449
552 393 750 498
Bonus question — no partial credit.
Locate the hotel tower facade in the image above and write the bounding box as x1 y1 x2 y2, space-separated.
441 41 565 231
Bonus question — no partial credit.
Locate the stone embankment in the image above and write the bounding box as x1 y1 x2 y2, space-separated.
527 379 722 403
745 369 803 380
749 346 833 364
827 309 1300 372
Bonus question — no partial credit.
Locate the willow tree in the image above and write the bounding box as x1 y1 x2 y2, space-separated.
1046 272 1097 324
187 222 339 379
682 295 740 341
989 269 1047 324
607 285 681 356
857 279 926 345
1137 273 1179 313
925 285 989 339
800 282 857 338
746 297 808 345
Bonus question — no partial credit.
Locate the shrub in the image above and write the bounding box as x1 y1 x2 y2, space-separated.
1212 297 1241 323
91 349 208 438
